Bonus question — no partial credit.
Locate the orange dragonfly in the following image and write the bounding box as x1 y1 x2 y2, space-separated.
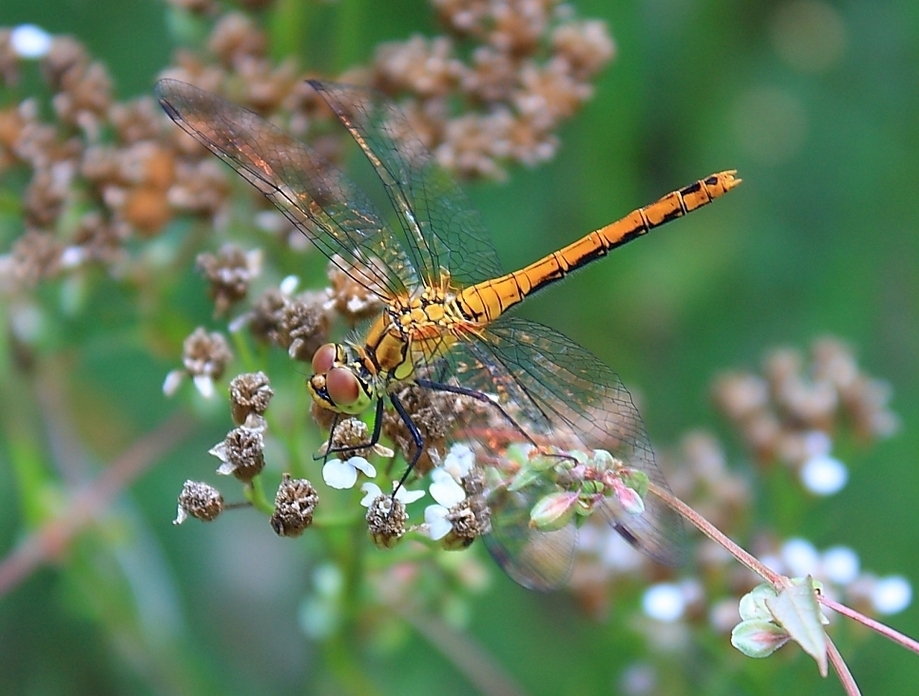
156 78 739 590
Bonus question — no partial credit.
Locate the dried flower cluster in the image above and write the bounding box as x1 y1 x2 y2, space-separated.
2 2 612 296
174 370 321 539
245 284 330 362
368 0 615 177
562 338 904 636
712 337 897 473
196 244 263 316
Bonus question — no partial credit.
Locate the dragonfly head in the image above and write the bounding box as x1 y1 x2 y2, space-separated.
308 343 373 415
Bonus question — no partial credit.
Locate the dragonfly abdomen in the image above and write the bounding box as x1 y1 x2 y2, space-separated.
458 171 740 323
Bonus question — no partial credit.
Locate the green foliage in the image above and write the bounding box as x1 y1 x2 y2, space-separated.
1 1 918 695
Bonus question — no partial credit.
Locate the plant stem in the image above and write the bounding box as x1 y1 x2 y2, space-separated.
819 595 919 655
826 634 861 696
648 482 783 585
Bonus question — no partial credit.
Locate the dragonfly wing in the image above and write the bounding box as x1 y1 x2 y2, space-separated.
483 507 577 592
155 79 417 297
308 81 504 288
446 316 687 569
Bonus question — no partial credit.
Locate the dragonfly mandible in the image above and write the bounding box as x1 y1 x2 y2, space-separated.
156 78 739 590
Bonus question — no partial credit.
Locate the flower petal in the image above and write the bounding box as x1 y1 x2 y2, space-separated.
323 459 358 489
193 374 215 399
395 486 425 505
360 482 383 506
429 469 466 507
444 443 474 479
163 370 184 396
425 505 452 540
347 456 377 478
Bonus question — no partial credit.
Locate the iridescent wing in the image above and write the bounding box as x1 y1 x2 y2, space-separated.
155 79 418 298
482 479 578 592
436 316 686 588
308 81 505 289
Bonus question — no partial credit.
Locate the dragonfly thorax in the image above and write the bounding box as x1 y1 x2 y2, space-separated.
379 283 475 366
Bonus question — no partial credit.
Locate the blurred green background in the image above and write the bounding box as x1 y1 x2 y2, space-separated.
1 0 918 694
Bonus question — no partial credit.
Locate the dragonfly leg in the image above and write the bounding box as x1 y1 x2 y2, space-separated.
390 392 425 494
313 397 386 460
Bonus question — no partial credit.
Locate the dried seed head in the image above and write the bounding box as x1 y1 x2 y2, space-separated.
326 255 386 321
197 244 262 316
229 371 274 425
248 288 329 361
210 414 267 482
382 384 474 474
109 96 165 144
365 495 407 549
208 12 267 68
8 228 63 286
310 400 339 432
270 473 319 537
441 498 489 550
0 29 20 86
175 480 224 524
168 327 233 398
318 417 394 460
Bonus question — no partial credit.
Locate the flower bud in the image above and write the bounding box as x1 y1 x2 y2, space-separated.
529 491 579 531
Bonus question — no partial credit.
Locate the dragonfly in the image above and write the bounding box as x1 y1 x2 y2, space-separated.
156 78 739 590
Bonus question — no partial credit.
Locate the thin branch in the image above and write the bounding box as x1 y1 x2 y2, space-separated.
826 634 861 696
819 595 919 655
402 608 529 696
648 482 783 585
0 412 193 598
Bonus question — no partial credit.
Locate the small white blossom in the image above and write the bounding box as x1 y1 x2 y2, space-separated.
871 575 912 615
442 443 475 481
424 468 467 540
279 274 300 296
359 481 424 507
800 453 848 495
820 546 860 585
322 456 376 490
192 373 216 399
781 538 820 577
162 369 184 397
642 582 687 622
11 24 53 58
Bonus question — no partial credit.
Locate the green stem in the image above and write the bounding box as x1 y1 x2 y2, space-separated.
245 476 274 515
321 632 385 696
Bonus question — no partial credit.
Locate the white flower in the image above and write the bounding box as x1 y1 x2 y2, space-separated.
642 582 687 622
162 370 217 398
11 24 52 59
359 481 425 507
800 454 848 495
424 468 467 540
442 443 474 481
322 456 377 490
871 576 912 615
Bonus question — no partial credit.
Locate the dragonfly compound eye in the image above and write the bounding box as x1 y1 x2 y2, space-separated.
311 343 338 374
326 367 361 407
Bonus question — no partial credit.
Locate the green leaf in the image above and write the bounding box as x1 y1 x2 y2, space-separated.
764 577 829 676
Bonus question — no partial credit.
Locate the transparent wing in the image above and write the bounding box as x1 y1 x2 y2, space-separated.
483 487 577 592
308 81 505 288
434 316 686 588
155 78 417 298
